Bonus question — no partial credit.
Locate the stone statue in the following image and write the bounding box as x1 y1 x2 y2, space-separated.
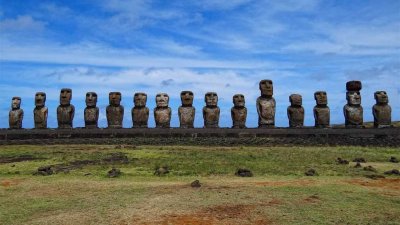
178 91 195 128
106 92 124 128
313 91 330 128
256 79 276 128
154 93 171 128
57 88 75 129
132 92 149 128
9 97 23 129
33 92 48 129
231 94 247 128
287 94 304 128
203 92 220 128
84 92 99 128
373 91 392 128
344 81 363 128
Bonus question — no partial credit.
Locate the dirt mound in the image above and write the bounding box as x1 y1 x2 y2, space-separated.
354 162 362 168
353 157 367 163
235 168 253 177
34 166 54 176
154 166 169 176
384 169 400 175
107 168 121 178
191 180 201 188
389 156 399 163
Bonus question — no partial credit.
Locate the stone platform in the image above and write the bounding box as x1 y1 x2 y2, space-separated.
0 128 399 146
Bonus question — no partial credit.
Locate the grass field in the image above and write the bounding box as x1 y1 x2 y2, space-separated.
0 145 399 225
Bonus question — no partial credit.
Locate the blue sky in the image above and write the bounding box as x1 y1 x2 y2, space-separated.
0 0 399 128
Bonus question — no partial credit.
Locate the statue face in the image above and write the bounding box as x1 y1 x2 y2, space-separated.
134 92 147 107
109 92 121 106
314 91 327 105
205 92 218 107
259 79 273 96
60 88 72 106
180 91 194 106
85 92 98 107
11 97 21 110
346 91 361 105
156 93 169 107
375 91 388 104
290 94 302 106
35 92 46 107
233 94 245 107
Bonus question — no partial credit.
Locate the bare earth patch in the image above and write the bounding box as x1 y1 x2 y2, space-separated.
345 178 400 191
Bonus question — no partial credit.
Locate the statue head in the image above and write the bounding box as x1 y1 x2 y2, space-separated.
205 92 218 107
346 91 361 106
11 97 21 110
233 94 245 107
134 92 147 107
259 79 273 97
314 91 327 106
85 92 98 107
60 88 72 106
289 94 302 107
35 92 46 107
374 91 389 104
180 91 194 106
156 93 169 107
109 92 121 106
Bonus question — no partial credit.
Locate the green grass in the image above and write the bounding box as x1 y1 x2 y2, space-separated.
0 145 399 225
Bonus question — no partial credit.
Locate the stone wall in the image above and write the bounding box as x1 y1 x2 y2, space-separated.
0 128 399 146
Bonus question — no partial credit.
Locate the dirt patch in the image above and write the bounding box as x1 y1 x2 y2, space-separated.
346 178 400 191
302 194 321 204
132 204 272 225
0 179 22 188
0 155 46 163
254 179 316 187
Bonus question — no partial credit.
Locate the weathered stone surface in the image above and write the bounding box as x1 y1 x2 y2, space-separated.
178 91 195 128
313 91 330 128
57 88 75 129
231 94 247 128
305 168 317 176
203 92 220 128
257 79 276 128
33 92 48 129
106 92 124 128
84 92 99 129
235 168 253 177
9 97 23 129
287 94 304 128
154 93 171 128
373 91 392 128
132 92 149 128
191 180 201 188
344 81 363 128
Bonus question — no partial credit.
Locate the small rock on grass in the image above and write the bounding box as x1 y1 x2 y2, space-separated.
34 166 54 176
353 157 367 163
384 169 400 175
107 168 121 178
354 162 362 168
336 157 349 165
235 168 253 177
389 157 399 163
191 180 201 188
305 168 318 176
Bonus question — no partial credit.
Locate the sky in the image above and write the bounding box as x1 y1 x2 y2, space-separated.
0 0 399 128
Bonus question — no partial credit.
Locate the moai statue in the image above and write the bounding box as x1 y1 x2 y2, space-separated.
154 93 171 128
57 88 75 129
178 91 195 128
132 92 149 128
343 81 363 128
33 92 48 129
256 79 276 128
203 92 220 128
373 91 392 128
9 97 24 129
287 94 304 128
106 92 124 128
84 92 99 128
313 91 330 128
231 94 247 128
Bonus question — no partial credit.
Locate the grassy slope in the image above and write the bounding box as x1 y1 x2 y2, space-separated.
0 145 399 225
